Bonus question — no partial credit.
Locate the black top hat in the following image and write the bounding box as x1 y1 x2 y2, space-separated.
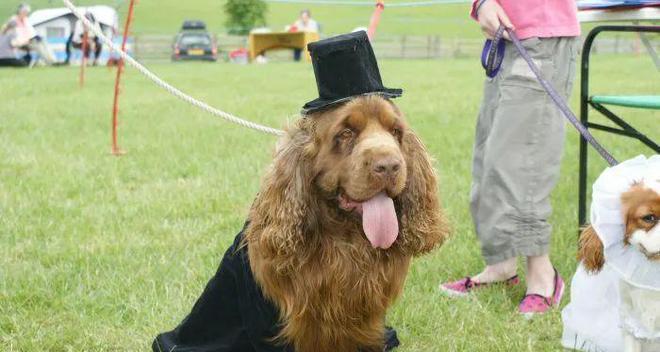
302 31 402 114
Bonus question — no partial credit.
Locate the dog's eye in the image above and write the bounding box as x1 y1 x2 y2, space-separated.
391 128 403 140
642 214 658 223
338 129 354 140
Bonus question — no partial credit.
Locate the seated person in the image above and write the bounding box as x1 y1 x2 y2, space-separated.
3 3 56 66
0 20 28 67
65 12 102 65
288 9 319 61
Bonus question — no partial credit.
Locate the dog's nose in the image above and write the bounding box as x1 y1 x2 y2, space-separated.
373 157 402 178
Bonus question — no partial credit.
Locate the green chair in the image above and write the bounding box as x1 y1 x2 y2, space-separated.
578 25 660 231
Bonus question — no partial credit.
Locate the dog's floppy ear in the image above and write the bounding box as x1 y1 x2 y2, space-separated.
620 182 646 244
246 118 319 273
396 130 450 256
577 225 605 273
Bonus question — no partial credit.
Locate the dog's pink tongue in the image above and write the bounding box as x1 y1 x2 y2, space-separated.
362 192 399 249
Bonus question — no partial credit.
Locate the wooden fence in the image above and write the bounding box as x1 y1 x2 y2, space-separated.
130 33 658 62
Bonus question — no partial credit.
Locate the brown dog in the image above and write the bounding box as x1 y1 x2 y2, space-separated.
245 95 449 351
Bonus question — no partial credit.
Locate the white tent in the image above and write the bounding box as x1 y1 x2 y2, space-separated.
29 5 118 38
28 5 121 64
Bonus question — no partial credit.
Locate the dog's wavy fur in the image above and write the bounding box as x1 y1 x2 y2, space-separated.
244 96 449 351
577 225 606 273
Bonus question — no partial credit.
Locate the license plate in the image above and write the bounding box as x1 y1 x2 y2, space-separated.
188 49 204 56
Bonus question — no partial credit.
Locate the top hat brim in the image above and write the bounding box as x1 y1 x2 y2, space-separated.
301 87 402 115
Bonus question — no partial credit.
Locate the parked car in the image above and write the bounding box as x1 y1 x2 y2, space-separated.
172 20 217 62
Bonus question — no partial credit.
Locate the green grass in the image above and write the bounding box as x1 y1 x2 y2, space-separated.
2 0 480 37
0 54 658 351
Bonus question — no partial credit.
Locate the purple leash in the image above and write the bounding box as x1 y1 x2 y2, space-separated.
481 27 505 78
482 26 618 166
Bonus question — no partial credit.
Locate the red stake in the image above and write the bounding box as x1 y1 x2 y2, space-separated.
367 0 385 40
111 0 137 156
79 30 88 87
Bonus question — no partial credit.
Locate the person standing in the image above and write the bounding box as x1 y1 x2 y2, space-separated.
65 12 102 65
440 0 581 316
289 9 319 61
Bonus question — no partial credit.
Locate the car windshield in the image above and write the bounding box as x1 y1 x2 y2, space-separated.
180 34 211 46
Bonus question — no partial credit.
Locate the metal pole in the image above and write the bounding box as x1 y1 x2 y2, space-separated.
111 0 137 155
367 1 385 40
79 30 88 87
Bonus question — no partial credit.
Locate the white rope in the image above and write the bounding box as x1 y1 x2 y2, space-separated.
61 0 285 136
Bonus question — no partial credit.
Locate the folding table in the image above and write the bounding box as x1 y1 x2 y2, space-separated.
577 1 660 229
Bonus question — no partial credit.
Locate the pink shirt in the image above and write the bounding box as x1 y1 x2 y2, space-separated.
470 0 580 39
9 15 36 45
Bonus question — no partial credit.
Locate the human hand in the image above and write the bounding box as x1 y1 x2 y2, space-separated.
476 0 514 39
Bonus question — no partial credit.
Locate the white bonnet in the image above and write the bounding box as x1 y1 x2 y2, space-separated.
590 155 660 290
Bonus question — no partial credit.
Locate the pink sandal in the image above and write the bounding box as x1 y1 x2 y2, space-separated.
439 274 520 297
518 267 564 317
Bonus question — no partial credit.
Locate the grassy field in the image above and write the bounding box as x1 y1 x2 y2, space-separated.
1 54 658 351
1 0 480 37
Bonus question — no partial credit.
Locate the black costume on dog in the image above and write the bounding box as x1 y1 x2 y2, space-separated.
152 228 399 352
153 228 290 352
153 31 402 352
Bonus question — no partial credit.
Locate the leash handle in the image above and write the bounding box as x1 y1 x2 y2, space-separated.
481 29 505 78
490 26 618 166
